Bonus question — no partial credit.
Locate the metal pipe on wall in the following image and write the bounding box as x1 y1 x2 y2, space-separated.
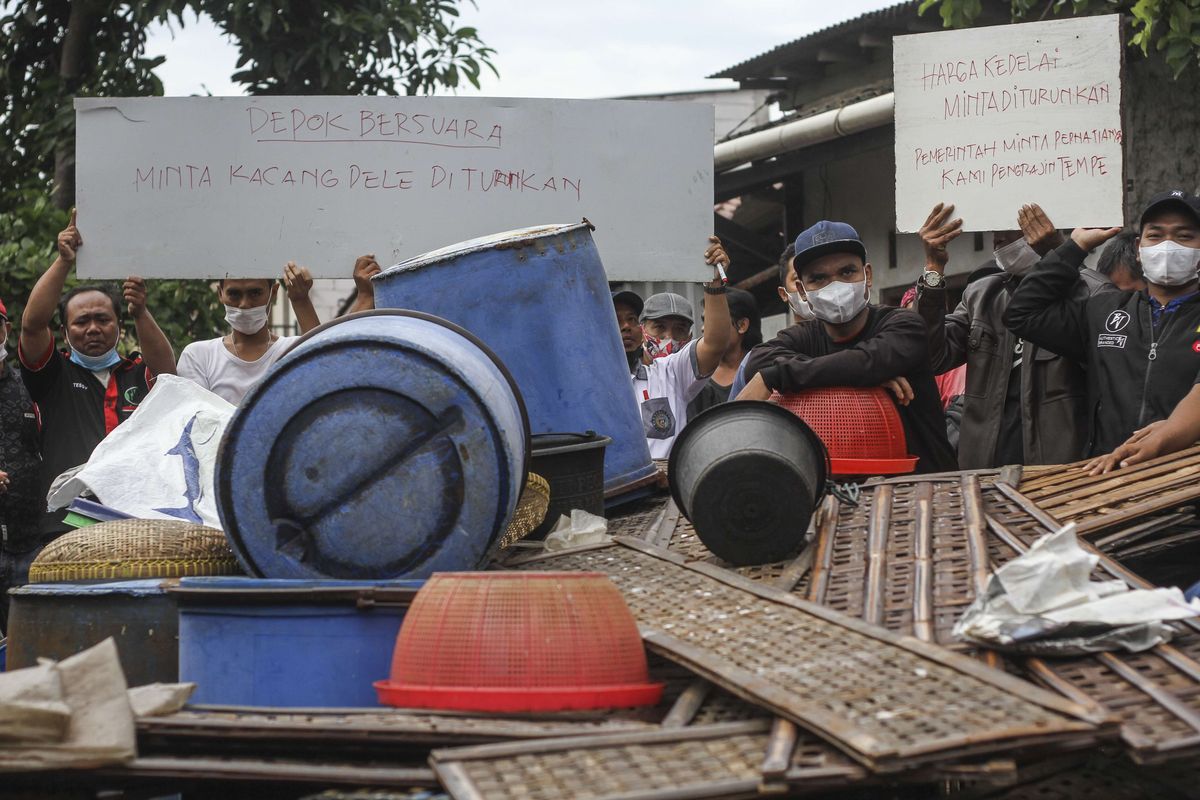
713 93 895 173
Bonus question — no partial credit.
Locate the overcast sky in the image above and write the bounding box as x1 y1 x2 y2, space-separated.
145 0 903 99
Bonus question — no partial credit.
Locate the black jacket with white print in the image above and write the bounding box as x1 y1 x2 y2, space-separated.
1005 240 1200 456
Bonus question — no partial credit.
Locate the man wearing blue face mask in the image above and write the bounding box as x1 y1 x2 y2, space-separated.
913 202 1109 469
738 220 956 474
18 210 176 536
1006 190 1200 456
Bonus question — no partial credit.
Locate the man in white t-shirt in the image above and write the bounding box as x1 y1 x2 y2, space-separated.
176 262 319 405
613 237 732 459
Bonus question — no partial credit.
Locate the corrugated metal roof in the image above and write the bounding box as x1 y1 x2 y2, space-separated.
708 1 923 80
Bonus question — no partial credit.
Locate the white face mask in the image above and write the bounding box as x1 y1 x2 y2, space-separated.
1139 240 1200 286
225 304 271 335
787 290 816 322
803 279 870 325
994 238 1041 276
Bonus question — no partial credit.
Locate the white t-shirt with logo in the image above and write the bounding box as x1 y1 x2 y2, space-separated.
631 340 711 459
176 335 299 406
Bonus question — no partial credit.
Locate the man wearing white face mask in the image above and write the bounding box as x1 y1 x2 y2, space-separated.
738 220 957 474
176 262 319 405
1006 190 1200 456
914 202 1108 468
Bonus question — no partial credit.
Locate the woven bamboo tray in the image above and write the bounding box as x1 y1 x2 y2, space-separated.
510 539 1108 773
984 482 1200 764
432 721 775 800
497 473 550 549
138 707 656 749
1016 444 1200 539
803 475 1017 682
960 753 1195 800
28 519 241 582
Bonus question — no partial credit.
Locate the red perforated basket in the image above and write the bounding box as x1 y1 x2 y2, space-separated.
770 387 918 476
374 572 663 712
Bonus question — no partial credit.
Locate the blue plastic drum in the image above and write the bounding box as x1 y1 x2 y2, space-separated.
372 222 656 497
173 577 423 708
215 311 528 580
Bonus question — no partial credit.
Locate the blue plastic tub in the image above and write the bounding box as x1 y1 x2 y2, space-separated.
172 577 423 708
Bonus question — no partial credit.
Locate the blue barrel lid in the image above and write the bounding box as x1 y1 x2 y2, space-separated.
177 577 425 590
171 576 424 605
216 311 529 582
378 222 590 276
11 579 170 597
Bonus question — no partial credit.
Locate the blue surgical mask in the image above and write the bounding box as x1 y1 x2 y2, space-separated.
68 336 122 371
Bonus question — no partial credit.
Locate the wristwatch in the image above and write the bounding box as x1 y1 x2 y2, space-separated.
920 269 944 288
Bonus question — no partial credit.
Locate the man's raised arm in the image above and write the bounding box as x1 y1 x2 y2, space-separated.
19 208 79 363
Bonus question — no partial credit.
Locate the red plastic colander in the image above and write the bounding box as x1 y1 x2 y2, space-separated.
770 387 918 476
374 572 663 712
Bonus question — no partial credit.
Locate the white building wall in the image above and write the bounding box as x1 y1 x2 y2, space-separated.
802 146 992 299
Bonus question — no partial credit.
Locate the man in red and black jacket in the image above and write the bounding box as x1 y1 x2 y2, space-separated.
18 210 176 536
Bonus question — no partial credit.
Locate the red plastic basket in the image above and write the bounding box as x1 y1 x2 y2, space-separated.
374 572 663 712
770 387 918 476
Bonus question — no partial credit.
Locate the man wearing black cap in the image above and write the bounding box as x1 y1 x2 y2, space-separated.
1006 189 1200 456
613 289 647 373
0 295 44 631
913 202 1108 468
739 220 957 474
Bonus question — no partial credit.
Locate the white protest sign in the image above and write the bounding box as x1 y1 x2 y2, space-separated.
893 15 1123 233
74 96 714 280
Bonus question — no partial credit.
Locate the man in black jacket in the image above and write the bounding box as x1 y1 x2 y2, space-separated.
738 220 957 474
1005 190 1200 456
915 202 1109 468
0 295 42 632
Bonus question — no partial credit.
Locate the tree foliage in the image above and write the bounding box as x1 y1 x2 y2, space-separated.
0 0 495 349
919 0 1200 77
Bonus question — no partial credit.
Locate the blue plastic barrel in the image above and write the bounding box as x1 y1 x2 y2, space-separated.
215 311 528 580
173 577 422 707
372 223 656 496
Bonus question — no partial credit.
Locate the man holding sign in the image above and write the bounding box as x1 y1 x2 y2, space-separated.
1005 191 1200 456
914 201 1108 468
175 262 320 406
18 210 176 534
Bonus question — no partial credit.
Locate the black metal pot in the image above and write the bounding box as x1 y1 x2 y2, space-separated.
529 432 611 539
668 402 828 566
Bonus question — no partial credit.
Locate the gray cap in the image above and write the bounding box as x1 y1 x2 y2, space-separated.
640 292 694 323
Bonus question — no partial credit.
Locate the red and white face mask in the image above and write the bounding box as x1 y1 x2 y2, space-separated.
642 329 681 360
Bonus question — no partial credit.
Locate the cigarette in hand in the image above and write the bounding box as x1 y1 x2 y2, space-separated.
716 263 728 285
